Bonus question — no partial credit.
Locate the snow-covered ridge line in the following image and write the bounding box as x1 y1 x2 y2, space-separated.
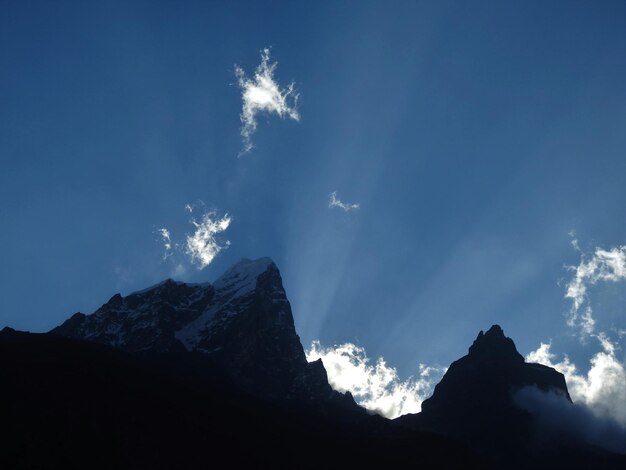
53 257 278 355
213 257 275 296
175 258 276 351
125 257 274 298
127 279 207 297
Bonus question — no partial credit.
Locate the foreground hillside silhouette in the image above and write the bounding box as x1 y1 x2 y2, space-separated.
2 258 624 469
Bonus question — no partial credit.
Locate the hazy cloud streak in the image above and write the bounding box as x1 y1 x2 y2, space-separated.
156 228 172 260
235 48 299 155
329 191 360 212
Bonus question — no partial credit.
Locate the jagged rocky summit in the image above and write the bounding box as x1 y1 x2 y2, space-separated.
421 324 571 415
397 324 572 462
5 272 625 469
52 257 341 403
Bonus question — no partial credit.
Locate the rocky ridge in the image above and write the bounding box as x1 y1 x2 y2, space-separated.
397 324 573 464
52 258 343 402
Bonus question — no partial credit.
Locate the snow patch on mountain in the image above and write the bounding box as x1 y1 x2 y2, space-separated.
129 279 210 297
175 258 275 351
214 257 274 298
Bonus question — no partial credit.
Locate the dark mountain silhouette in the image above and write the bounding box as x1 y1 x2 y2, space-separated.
2 258 625 469
396 325 624 468
52 258 345 403
0 327 481 469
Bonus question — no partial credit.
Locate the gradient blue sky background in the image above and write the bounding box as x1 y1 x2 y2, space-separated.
2 1 626 383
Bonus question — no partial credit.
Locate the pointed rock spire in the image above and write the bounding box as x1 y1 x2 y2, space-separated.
468 324 524 364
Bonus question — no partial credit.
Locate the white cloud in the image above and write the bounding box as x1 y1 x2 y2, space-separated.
523 239 626 430
328 191 360 212
514 386 626 453
184 201 205 214
565 243 626 339
526 337 626 428
235 48 300 155
185 212 231 269
153 204 232 272
156 228 173 260
306 341 443 419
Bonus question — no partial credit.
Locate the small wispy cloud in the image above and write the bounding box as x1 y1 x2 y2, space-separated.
156 228 173 260
306 341 444 419
185 212 232 269
184 201 205 214
565 241 626 339
526 337 626 428
328 191 360 212
154 204 232 272
235 48 300 156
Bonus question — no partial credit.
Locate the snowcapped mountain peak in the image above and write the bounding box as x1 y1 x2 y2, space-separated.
174 257 278 351
127 278 211 298
213 257 275 299
51 256 337 401
128 278 180 296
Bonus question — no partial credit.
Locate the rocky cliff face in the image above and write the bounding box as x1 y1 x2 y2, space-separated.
421 324 570 415
14 279 625 470
53 280 214 353
397 324 572 462
0 327 485 470
52 258 339 402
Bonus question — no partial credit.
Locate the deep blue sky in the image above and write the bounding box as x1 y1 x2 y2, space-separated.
2 0 626 377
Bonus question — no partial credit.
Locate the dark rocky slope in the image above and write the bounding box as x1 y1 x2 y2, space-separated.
0 327 482 470
396 325 624 469
3 259 625 469
52 258 341 403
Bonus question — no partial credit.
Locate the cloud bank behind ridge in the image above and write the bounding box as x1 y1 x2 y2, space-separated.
526 240 626 430
526 337 626 428
565 242 626 339
514 386 626 453
306 341 443 419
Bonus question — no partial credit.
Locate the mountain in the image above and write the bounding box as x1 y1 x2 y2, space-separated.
52 258 338 402
3 260 625 469
420 324 570 418
396 325 624 468
0 327 481 470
